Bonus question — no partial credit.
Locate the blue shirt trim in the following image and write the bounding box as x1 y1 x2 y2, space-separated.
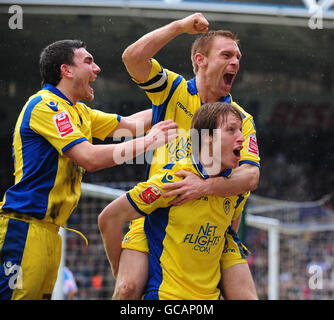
126 193 147 216
190 154 232 178
143 206 171 300
2 95 59 218
146 75 183 179
239 160 260 168
187 77 232 103
62 137 88 154
42 83 74 106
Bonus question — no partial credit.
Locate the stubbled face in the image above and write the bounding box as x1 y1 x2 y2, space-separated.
70 48 101 102
205 36 241 97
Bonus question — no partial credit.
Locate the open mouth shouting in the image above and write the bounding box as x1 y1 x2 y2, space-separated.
88 77 97 95
232 145 242 162
223 71 236 88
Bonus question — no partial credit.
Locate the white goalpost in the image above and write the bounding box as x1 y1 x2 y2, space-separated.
246 214 280 300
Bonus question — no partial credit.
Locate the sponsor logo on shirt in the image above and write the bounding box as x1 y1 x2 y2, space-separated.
53 111 74 138
183 222 221 254
176 101 194 118
247 133 259 156
139 184 162 204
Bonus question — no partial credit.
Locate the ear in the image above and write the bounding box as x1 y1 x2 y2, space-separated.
60 64 74 80
194 53 207 70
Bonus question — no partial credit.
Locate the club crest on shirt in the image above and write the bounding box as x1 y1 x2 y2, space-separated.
53 111 74 138
247 133 259 156
139 184 162 204
223 199 231 215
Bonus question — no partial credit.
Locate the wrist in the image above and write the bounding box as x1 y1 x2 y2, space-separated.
143 134 155 151
169 20 185 35
203 178 213 195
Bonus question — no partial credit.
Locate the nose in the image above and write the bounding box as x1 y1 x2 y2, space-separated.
230 56 239 69
93 63 101 74
237 130 245 144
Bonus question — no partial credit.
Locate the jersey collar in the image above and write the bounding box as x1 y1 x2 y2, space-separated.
187 77 232 103
42 83 74 106
190 154 232 179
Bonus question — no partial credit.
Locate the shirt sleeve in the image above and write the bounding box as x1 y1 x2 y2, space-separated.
29 101 87 156
126 166 183 215
232 102 260 167
132 58 181 107
88 107 121 141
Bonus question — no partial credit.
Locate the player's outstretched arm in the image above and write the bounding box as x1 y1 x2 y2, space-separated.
64 119 178 172
98 195 142 278
110 109 153 138
122 12 209 83
163 163 259 206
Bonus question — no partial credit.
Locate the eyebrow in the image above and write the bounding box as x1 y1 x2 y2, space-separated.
84 56 94 63
221 48 242 59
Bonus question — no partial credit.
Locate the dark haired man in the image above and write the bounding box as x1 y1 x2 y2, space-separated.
0 39 177 300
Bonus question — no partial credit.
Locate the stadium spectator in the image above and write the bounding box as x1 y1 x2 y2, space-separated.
63 266 78 300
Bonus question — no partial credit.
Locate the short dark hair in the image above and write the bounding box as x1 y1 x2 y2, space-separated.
190 102 243 155
39 39 86 87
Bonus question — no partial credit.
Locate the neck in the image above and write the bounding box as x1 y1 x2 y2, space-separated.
195 75 221 103
56 81 77 105
198 153 225 177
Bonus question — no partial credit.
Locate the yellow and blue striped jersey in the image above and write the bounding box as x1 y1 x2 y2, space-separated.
136 58 260 179
0 84 120 227
126 156 247 300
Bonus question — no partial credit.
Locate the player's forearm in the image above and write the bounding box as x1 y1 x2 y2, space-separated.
125 21 182 58
93 135 155 171
111 109 152 138
124 109 152 134
66 137 149 172
124 20 183 60
66 120 177 172
122 20 183 81
206 164 260 197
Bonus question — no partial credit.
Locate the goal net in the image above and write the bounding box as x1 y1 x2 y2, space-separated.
54 182 334 300
245 194 334 300
54 182 128 300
